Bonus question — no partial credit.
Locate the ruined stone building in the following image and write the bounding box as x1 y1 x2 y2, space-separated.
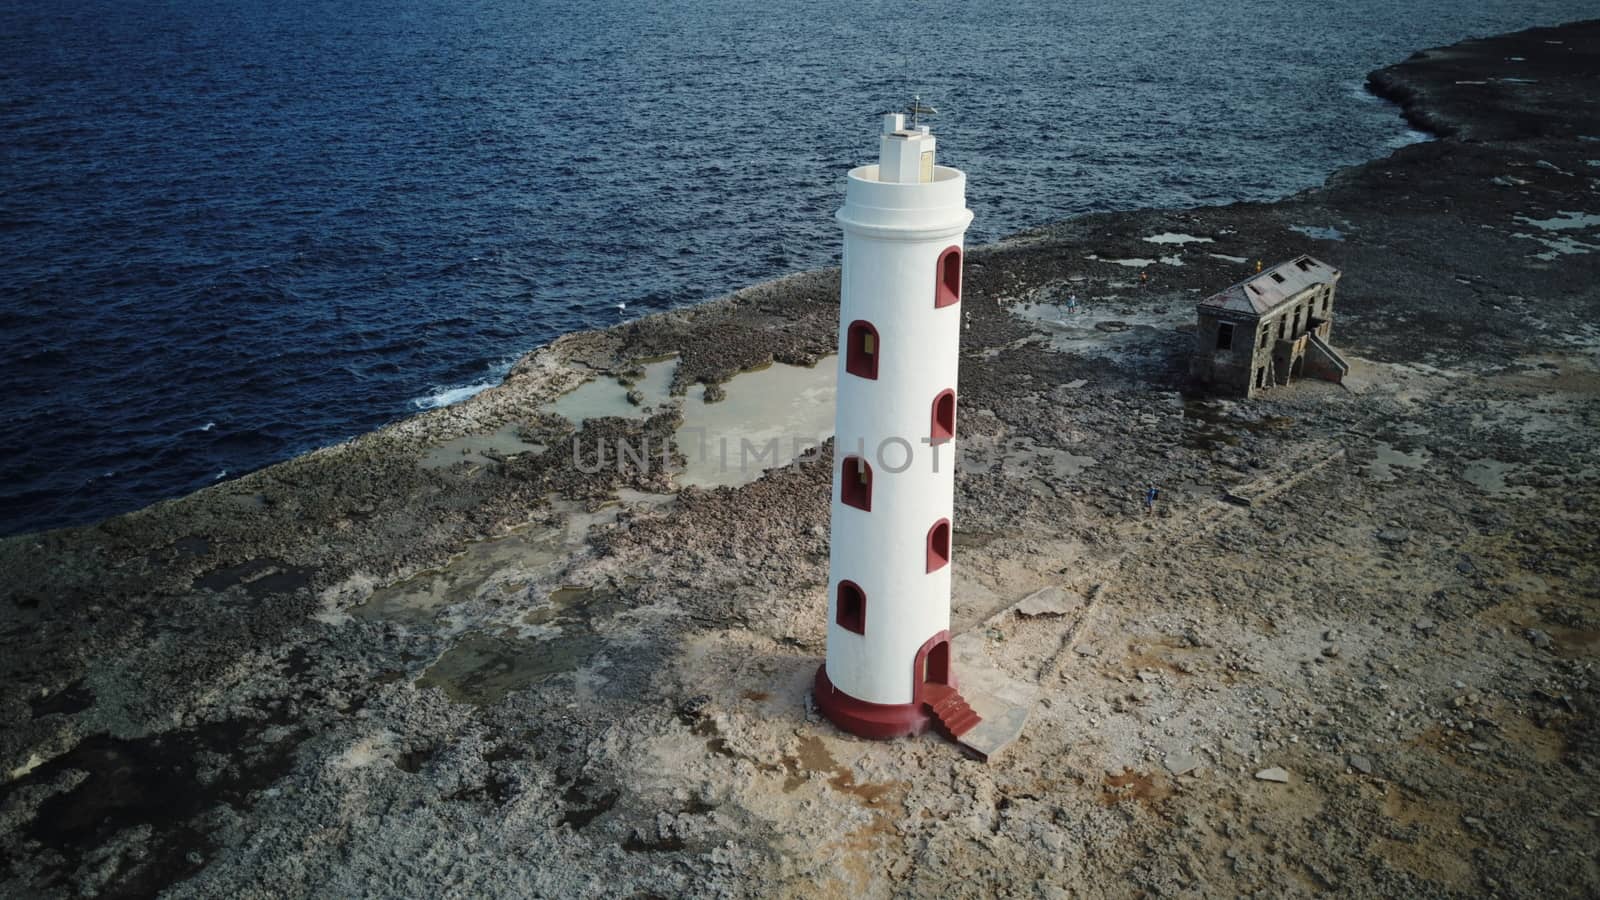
1190 255 1349 398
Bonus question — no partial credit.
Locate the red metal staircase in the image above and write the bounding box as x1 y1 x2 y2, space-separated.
923 684 981 739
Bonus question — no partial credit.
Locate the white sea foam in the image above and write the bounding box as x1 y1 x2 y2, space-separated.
1384 128 1434 149
214 470 228 480
413 381 495 410
1351 78 1436 149
411 359 516 411
198 421 215 432
1347 80 1382 104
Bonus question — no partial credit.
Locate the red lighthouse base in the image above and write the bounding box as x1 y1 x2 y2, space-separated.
813 665 932 740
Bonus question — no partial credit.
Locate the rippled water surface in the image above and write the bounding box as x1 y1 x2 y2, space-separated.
1 0 1591 535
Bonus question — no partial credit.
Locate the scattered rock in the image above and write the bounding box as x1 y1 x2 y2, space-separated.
1255 767 1292 783
1527 628 1553 650
676 694 711 723
1016 586 1076 618
1165 753 1200 776
1413 618 1437 633
1377 527 1411 545
1348 754 1374 775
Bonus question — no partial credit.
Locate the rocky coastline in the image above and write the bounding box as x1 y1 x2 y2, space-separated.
3 20 1599 898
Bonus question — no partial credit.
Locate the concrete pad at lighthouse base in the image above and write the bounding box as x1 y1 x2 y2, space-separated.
949 632 1040 764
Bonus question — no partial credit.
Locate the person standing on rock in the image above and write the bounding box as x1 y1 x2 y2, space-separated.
1144 484 1160 516
1067 291 1080 313
1139 270 1149 290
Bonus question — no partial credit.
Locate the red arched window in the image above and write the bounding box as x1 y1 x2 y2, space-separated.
930 389 956 443
935 246 962 308
926 519 951 572
845 320 879 379
840 455 872 511
836 581 865 634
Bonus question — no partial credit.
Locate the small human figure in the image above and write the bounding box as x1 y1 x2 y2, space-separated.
1143 483 1160 516
1255 259 1263 274
1067 291 1079 313
1139 270 1149 289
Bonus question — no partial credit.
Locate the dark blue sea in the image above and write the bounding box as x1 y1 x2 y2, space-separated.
1 0 1591 536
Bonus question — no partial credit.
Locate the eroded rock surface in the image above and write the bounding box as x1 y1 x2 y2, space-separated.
3 20 1599 899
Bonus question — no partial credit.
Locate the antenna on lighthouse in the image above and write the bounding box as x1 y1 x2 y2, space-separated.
905 95 938 129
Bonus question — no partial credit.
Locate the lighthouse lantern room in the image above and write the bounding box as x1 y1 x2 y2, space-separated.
813 111 981 741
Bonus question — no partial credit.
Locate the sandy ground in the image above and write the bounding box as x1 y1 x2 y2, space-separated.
3 20 1599 899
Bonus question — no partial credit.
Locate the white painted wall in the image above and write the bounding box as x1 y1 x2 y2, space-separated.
825 153 973 706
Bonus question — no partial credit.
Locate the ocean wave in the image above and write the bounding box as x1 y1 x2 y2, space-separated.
409 358 516 411
1348 79 1384 104
1385 128 1436 149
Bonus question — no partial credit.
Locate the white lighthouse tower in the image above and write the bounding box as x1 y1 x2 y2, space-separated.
813 111 980 740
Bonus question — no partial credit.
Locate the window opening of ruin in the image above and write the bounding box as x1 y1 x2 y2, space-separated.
1216 322 1234 351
